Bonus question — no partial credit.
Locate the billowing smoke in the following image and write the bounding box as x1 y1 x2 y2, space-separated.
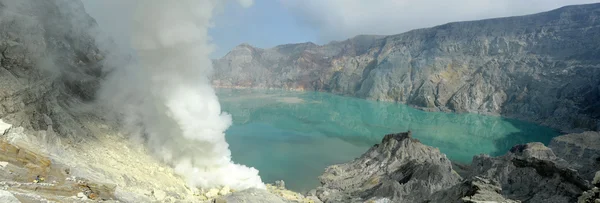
96 0 264 190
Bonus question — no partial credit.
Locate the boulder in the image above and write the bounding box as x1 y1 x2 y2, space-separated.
314 131 461 202
275 180 286 190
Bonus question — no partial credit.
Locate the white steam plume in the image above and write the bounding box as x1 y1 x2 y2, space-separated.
97 0 264 190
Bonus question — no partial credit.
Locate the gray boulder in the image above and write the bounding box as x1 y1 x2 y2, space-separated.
314 131 461 203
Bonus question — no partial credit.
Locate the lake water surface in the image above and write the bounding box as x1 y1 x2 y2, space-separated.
217 88 559 192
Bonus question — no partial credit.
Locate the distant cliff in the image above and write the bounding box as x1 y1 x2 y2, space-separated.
213 3 600 131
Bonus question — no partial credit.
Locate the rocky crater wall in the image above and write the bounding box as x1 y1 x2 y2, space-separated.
213 3 600 131
0 0 104 140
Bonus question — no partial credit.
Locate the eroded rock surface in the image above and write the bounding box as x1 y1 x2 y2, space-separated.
314 131 461 202
469 142 591 203
213 3 600 131
0 0 104 140
549 131 600 181
428 176 519 203
308 132 599 203
0 190 19 203
0 127 119 202
219 188 287 203
578 171 600 203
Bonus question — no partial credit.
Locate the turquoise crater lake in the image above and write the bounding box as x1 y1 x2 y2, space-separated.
218 88 559 192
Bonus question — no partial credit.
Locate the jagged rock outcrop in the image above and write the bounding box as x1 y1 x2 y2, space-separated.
218 185 322 203
428 176 519 203
218 188 288 203
549 131 600 181
596 171 600 187
469 142 592 203
213 3 600 131
577 171 600 203
0 0 104 139
313 131 461 202
578 187 600 203
310 131 599 203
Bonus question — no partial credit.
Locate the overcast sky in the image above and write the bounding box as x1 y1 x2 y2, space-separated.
82 0 599 58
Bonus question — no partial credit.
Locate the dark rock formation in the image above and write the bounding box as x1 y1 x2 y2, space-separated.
0 0 103 139
596 171 600 187
213 3 600 131
313 132 461 202
470 142 591 203
310 132 597 203
428 176 519 203
549 131 600 181
578 171 599 203
577 187 600 203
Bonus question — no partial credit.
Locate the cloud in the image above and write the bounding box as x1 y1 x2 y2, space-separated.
238 0 254 8
282 0 599 42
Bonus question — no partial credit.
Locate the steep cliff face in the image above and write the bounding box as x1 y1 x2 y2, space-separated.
0 0 103 139
213 3 600 131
